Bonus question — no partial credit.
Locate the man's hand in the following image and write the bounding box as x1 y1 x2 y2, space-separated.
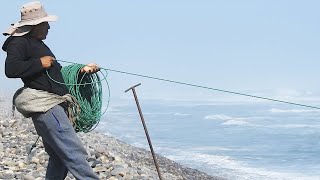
40 56 55 69
81 63 100 73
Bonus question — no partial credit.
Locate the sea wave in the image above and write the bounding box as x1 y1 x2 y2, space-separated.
161 148 319 180
223 120 248 125
174 113 190 116
268 124 320 129
204 114 250 126
188 146 253 152
204 114 249 121
269 108 320 113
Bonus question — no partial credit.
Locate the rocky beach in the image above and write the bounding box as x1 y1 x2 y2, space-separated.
0 98 223 180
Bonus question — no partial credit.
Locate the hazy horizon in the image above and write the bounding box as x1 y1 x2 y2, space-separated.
1 1 319 106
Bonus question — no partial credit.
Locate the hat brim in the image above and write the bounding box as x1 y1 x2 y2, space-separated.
3 15 57 36
3 25 33 37
13 15 58 28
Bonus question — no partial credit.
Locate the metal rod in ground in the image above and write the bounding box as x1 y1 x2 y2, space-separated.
125 83 163 180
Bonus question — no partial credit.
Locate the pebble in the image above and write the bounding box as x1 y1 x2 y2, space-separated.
0 143 3 152
23 175 34 180
111 167 127 176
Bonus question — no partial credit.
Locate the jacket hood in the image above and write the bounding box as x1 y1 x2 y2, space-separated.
2 36 15 52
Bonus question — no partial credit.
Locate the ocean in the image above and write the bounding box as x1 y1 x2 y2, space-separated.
96 98 320 180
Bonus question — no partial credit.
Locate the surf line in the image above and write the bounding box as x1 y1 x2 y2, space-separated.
57 59 320 110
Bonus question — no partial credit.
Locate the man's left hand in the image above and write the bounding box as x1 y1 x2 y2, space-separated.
81 63 100 73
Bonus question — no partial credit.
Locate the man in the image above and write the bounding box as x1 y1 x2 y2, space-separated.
2 2 100 179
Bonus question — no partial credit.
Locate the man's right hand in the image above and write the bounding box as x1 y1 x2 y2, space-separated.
40 56 55 69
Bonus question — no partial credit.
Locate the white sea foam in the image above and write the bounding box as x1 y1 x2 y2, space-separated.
173 112 190 116
269 124 320 129
189 146 252 152
204 114 250 126
162 148 319 180
205 114 227 120
204 114 238 120
269 108 320 113
223 120 248 125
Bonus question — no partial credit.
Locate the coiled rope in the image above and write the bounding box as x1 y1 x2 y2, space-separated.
47 63 110 132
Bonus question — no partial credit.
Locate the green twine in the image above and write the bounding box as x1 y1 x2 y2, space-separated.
47 63 110 133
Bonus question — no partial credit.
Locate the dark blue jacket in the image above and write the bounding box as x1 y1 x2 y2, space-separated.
2 36 68 96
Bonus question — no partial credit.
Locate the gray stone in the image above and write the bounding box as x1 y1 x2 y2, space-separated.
3 170 15 179
94 166 107 172
107 177 118 180
24 175 35 180
111 168 128 177
0 143 3 152
92 160 103 168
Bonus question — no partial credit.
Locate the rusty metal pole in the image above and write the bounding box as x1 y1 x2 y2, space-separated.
125 83 163 180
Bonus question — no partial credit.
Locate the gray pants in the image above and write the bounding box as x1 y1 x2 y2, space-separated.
31 105 99 180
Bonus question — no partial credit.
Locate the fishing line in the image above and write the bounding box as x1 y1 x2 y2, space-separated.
104 68 320 110
56 59 320 111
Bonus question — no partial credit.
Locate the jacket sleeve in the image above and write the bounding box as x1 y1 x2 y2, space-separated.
5 38 44 78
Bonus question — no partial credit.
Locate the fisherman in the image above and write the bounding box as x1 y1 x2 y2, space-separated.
2 2 100 179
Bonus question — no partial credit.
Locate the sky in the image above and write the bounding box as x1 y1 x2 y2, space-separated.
0 1 319 104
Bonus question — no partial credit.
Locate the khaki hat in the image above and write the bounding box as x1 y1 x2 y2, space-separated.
3 1 57 36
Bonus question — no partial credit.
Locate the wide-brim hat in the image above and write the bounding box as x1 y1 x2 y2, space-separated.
3 1 57 36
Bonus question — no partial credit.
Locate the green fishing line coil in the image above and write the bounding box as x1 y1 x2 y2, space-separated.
47 63 110 133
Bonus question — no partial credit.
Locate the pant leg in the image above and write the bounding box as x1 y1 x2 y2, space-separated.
32 105 99 180
43 141 68 180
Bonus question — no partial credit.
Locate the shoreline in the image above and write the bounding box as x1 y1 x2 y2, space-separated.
79 131 223 180
0 100 223 179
